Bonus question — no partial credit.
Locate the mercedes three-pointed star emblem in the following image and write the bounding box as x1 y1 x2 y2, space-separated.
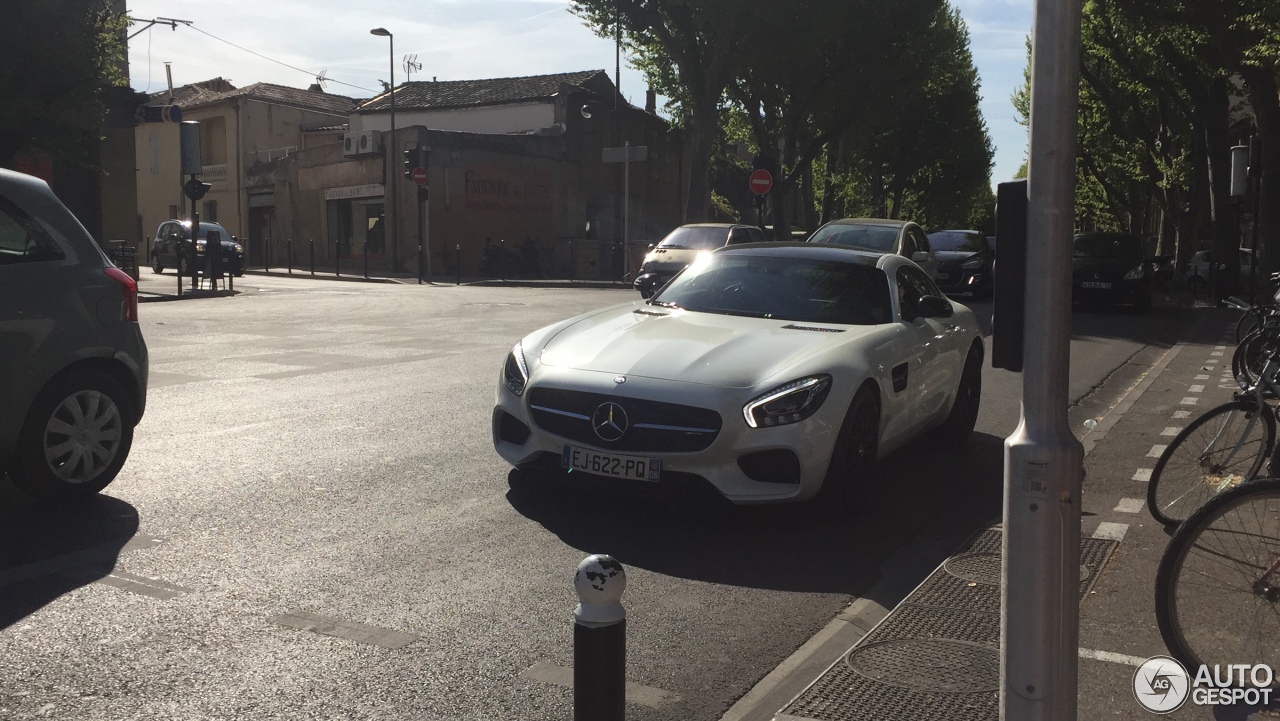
592 402 630 442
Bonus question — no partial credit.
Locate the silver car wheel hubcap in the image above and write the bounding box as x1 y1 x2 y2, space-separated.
43 390 122 484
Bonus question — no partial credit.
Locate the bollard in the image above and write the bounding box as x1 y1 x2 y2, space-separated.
569 241 575 281
335 239 341 277
287 239 293 275
265 238 271 273
418 243 424 285
455 244 461 285
145 235 151 266
573 554 626 721
177 242 183 297
310 239 315 275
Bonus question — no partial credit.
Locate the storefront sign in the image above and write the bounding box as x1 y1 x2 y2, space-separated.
248 193 275 208
324 183 384 201
464 168 553 213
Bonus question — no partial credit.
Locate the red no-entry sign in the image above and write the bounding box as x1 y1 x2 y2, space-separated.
749 169 773 195
412 167 428 185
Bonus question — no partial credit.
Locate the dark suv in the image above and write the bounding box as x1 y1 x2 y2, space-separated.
151 219 245 276
927 229 994 299
0 169 148 500
633 223 768 297
1071 232 1151 311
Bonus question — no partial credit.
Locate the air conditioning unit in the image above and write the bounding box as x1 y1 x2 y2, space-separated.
343 130 383 157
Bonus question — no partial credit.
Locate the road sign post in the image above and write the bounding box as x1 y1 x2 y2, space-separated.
750 170 773 232
1001 0 1085 720
603 143 648 279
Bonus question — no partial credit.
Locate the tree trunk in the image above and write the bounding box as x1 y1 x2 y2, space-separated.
1241 67 1280 285
1202 77 1241 300
768 156 789 241
683 101 718 223
800 157 818 234
888 183 906 220
820 140 839 225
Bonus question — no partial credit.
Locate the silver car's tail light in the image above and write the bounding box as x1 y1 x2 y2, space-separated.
504 343 530 396
743 375 832 428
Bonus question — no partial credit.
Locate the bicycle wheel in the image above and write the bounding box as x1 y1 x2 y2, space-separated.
1235 310 1260 345
1148 401 1274 526
1231 327 1280 390
1155 479 1280 672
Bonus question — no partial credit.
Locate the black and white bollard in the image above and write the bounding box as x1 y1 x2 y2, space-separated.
574 554 626 721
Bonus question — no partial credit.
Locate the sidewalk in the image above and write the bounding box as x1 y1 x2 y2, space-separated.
726 306 1264 721
239 267 634 289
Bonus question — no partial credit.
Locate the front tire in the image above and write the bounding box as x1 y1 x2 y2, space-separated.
151 254 164 273
815 386 880 511
937 343 983 444
8 371 136 501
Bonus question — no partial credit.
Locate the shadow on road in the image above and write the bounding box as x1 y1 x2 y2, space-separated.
963 297 1195 348
0 480 139 629
506 432 1005 596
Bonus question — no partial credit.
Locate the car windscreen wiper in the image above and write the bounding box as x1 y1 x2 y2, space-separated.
649 300 682 309
657 244 689 249
706 308 772 318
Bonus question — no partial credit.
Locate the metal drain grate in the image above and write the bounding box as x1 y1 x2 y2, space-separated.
777 526 1118 721
846 638 998 693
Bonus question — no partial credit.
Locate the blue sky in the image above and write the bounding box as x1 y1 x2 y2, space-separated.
126 0 1031 183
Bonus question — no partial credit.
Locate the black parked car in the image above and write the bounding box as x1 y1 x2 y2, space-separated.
150 220 245 276
1071 232 1151 311
927 229 994 299
633 223 767 298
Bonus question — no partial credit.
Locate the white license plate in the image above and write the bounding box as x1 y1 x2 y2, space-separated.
1081 281 1112 289
562 445 661 481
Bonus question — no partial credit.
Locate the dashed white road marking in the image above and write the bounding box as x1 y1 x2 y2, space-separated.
1195 374 1209 380
1173 410 1191 419
1211 351 1224 356
1215 345 1227 350
1132 468 1152 482
1147 444 1167 457
1078 649 1147 667
1114 498 1144 513
1189 384 1205 393
1160 427 1181 436
1092 522 1129 541
1181 397 1199 405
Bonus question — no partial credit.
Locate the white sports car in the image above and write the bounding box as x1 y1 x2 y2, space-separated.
492 243 984 505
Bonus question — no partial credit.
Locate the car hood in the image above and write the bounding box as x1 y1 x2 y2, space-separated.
934 251 983 267
536 303 881 388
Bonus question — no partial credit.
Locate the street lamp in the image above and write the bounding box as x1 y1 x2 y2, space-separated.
371 27 397 275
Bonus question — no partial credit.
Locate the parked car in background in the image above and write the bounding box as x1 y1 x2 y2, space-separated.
633 223 768 297
1148 255 1175 291
804 218 938 280
0 168 148 501
927 229 994 299
1184 248 1258 294
150 220 245 276
1071 232 1151 311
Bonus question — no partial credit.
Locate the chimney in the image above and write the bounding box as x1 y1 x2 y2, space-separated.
308 83 324 93
645 88 656 114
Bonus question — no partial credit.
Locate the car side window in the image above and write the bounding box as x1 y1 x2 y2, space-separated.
0 196 66 265
748 228 767 243
727 227 752 245
900 231 917 258
897 267 923 321
911 228 931 255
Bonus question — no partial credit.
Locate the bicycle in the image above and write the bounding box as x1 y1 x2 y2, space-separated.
1147 354 1280 526
1155 476 1280 672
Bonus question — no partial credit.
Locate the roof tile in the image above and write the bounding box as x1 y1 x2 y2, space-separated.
355 70 606 113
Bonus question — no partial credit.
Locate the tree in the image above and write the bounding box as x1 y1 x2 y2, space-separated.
0 0 127 169
571 0 756 222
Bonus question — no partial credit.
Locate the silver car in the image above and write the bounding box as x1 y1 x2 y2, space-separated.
805 218 939 280
0 169 148 500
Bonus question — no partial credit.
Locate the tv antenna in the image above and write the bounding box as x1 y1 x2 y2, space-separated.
403 54 422 81
314 70 329 90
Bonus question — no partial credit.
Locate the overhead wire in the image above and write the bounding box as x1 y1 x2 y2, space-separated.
183 23 377 94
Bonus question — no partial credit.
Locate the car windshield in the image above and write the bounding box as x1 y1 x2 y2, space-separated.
183 222 230 242
650 254 892 325
657 226 731 250
1073 234 1142 262
928 231 987 252
806 223 899 252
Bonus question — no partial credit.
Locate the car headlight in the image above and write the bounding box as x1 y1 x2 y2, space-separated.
504 343 530 396
743 375 832 428
961 257 983 270
233 243 243 253
1124 264 1144 280
195 240 206 250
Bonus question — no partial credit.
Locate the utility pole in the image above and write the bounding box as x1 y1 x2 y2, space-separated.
1000 1 1085 721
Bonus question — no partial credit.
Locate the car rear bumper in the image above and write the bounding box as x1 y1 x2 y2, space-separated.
935 269 989 294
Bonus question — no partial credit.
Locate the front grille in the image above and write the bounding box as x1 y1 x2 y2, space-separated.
527 387 722 452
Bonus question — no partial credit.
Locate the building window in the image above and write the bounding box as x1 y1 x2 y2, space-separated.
202 200 217 222
168 205 178 220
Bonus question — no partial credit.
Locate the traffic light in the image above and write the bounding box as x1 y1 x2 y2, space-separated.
403 144 417 179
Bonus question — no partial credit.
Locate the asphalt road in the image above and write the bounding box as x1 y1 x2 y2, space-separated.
0 274 1196 721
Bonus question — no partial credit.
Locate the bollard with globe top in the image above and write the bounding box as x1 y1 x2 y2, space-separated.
574 554 626 721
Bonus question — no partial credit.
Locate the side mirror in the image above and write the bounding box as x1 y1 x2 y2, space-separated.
647 243 656 251
918 295 953 319
911 251 931 263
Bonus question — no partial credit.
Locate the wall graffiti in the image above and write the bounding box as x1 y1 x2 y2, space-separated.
464 167 553 212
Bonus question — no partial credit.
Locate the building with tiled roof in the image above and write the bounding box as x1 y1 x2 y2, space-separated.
136 79 357 255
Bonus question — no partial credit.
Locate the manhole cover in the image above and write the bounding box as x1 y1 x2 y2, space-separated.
846 638 998 693
944 552 999 584
945 552 1093 585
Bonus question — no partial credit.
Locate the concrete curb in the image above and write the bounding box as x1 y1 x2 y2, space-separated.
238 270 404 285
139 290 238 303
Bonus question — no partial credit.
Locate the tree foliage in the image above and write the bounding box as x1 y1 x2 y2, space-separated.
0 0 127 168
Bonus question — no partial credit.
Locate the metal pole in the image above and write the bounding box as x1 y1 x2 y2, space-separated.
455 244 461 285
310 239 315 275
573 555 626 721
1001 0 1085 719
265 236 271 273
389 34 399 274
623 141 631 279
287 239 293 275
190 203 201 290
417 184 425 284
336 238 341 277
